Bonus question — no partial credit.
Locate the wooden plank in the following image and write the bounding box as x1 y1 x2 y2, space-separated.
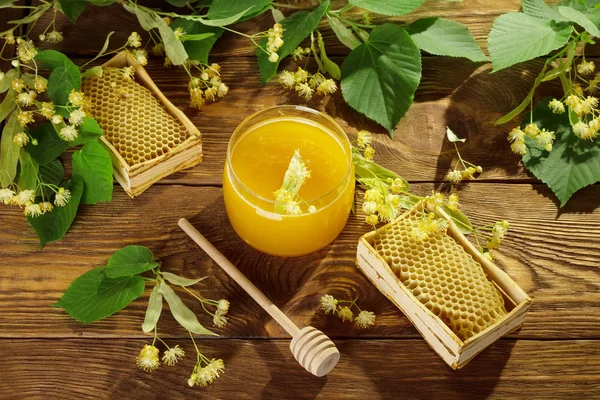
1 183 599 339
28 0 526 57
0 338 598 399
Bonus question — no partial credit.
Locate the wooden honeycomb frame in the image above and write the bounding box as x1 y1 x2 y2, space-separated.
356 202 531 369
82 52 202 197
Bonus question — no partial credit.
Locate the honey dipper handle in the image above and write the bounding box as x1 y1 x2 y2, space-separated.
178 218 300 337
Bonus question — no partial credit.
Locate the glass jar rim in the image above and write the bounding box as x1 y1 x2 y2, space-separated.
226 105 354 205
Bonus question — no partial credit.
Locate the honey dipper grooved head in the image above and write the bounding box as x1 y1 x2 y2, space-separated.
290 326 340 377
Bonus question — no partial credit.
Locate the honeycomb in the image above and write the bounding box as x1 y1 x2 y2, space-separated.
372 209 507 341
81 67 190 166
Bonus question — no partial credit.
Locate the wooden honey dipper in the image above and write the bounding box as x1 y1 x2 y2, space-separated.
178 218 340 377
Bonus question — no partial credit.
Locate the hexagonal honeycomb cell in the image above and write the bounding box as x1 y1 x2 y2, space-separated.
81 67 190 167
371 209 507 341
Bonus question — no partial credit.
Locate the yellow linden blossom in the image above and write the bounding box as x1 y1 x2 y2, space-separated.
577 60 595 75
54 187 71 207
34 76 48 93
548 99 565 114
0 188 15 204
17 111 34 127
68 90 85 107
445 169 462 184
136 344 160 372
127 32 142 48
337 306 354 322
356 130 372 149
40 102 55 119
355 310 376 328
162 345 185 366
13 132 29 147
319 294 337 314
47 31 64 44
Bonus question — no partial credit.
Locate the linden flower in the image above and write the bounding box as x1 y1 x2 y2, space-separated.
17 111 34 127
577 60 595 75
127 32 142 48
294 67 309 83
51 115 63 125
362 200 378 215
355 310 376 329
11 78 26 92
524 123 540 138
356 130 372 148
40 102 55 119
202 359 225 386
13 132 29 147
152 43 165 56
69 108 86 126
54 187 71 207
572 121 592 139
17 90 36 107
40 202 53 213
189 88 205 110
136 344 160 372
59 125 79 142
47 31 64 44
390 178 407 194
337 306 354 322
34 76 48 93
17 39 37 63
174 26 186 40
279 70 296 89
565 94 579 108
217 299 230 313
68 90 85 107
4 32 15 44
0 188 15 204
447 193 460 210
320 294 338 314
507 127 525 142
316 79 337 95
445 169 463 184
510 140 527 155
536 128 555 151
24 202 42 217
291 46 310 60
122 66 135 79
213 310 228 328
268 53 279 63
204 86 218 101
162 345 185 366
284 199 302 215
217 82 229 98
365 214 379 226
487 220 509 250
266 23 284 62
13 190 35 205
132 49 148 66
363 145 375 161
308 205 317 213
548 99 565 114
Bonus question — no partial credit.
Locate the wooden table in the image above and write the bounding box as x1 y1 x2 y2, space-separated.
2 1 600 398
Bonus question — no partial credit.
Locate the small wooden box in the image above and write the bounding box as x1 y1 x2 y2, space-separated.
81 52 202 198
356 205 531 369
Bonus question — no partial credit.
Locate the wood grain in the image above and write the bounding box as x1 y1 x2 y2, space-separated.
0 338 598 400
1 183 598 340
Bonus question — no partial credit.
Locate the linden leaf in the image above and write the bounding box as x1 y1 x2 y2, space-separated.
159 281 217 336
25 122 69 166
162 272 207 287
523 98 600 206
0 88 15 124
142 284 163 333
27 177 84 247
36 159 64 198
341 24 422 134
53 266 145 324
327 15 361 50
348 0 426 16
72 141 113 205
171 19 224 64
106 245 159 278
522 0 568 22
488 12 573 72
446 127 466 143
17 150 39 191
0 112 20 188
258 0 330 83
207 0 271 21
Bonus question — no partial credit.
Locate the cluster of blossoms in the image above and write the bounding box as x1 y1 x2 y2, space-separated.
188 358 225 387
136 343 186 372
485 220 510 252
274 150 316 215
508 123 556 155
319 294 376 329
188 63 229 110
444 131 483 185
125 32 149 66
265 23 284 63
0 186 72 217
279 66 337 100
408 194 455 242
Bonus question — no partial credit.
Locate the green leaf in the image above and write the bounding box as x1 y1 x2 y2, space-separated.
407 18 488 62
488 12 573 72
341 24 422 134
37 159 64 198
0 69 17 93
353 156 409 190
17 150 39 191
162 272 207 287
81 65 103 80
47 62 82 105
8 4 51 24
317 31 341 79
0 112 21 188
72 141 113 204
106 245 159 278
154 14 189 65
522 0 568 21
446 126 466 143
171 19 224 64
71 117 104 146
35 50 72 70
53 266 145 324
207 0 270 21
523 98 600 206
327 15 361 50
97 31 115 58
441 205 473 234
142 284 163 333
58 0 88 23
557 5 600 36
159 281 217 336
348 0 426 16
25 122 69 165
178 7 254 26
0 89 15 123
183 32 215 41
258 0 330 83
28 177 83 246
124 5 159 31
